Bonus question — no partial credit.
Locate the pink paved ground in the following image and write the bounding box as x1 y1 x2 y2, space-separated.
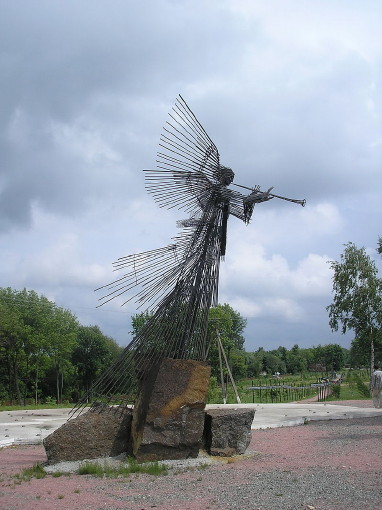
0 402 381 510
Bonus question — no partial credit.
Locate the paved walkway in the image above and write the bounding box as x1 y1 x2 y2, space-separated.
207 400 382 429
1 401 381 447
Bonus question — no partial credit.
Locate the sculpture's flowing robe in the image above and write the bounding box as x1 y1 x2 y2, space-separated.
71 96 267 413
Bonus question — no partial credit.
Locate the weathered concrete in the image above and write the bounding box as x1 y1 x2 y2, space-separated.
132 358 211 462
204 408 255 456
2 403 382 448
43 406 132 464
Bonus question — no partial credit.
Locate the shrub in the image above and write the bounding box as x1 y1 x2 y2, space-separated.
331 384 341 399
354 374 371 398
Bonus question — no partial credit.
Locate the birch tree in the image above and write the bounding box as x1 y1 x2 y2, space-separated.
327 242 382 372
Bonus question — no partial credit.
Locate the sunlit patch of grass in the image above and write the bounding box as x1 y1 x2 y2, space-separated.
77 462 103 476
52 471 70 477
77 458 168 478
14 463 46 482
326 383 369 401
0 403 74 412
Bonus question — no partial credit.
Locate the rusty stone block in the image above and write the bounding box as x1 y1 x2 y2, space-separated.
132 358 211 462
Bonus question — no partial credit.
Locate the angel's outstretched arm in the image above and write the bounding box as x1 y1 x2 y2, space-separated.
222 186 274 223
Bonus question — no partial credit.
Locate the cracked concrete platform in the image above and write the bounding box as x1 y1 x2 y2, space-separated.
1 402 381 447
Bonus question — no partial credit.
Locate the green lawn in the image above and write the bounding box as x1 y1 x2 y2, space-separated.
0 403 74 412
326 383 370 401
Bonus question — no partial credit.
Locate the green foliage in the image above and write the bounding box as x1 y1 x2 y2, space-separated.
77 459 168 477
207 376 220 403
208 374 322 404
0 287 121 405
309 343 345 372
207 303 247 379
1 286 355 408
130 311 153 336
331 384 341 399
14 463 46 482
327 242 382 369
72 325 120 394
354 374 371 398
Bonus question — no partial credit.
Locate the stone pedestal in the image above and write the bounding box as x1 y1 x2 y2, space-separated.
131 358 211 462
204 408 255 457
44 406 132 464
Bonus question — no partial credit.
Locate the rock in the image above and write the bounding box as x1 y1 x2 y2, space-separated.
204 408 255 456
43 406 132 464
131 358 211 462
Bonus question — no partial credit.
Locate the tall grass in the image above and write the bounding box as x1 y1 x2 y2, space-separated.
77 458 168 477
14 464 46 482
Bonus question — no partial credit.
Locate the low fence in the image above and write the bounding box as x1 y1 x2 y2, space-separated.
245 379 335 403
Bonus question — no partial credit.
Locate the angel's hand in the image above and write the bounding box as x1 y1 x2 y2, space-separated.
246 186 274 203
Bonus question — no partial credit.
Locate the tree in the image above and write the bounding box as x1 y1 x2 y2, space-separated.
285 344 307 374
245 351 263 377
72 325 120 397
130 304 248 379
0 286 121 404
0 296 27 404
46 306 79 403
327 242 382 372
130 311 153 337
377 236 382 256
207 304 247 379
321 344 345 372
215 303 247 350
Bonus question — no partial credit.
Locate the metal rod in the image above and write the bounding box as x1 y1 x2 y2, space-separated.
232 182 306 207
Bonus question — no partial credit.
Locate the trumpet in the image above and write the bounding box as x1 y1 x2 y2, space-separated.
232 183 306 207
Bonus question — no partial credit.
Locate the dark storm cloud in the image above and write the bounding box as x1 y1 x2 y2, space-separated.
0 0 381 349
0 0 262 231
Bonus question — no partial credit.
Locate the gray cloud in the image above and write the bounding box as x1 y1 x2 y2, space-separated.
0 0 381 350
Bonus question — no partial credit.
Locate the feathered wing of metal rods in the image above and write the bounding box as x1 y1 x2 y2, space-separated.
70 95 293 417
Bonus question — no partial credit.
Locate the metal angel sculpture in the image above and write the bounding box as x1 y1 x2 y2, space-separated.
71 95 305 415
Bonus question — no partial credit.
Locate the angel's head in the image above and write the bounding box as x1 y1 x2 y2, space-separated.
216 166 235 186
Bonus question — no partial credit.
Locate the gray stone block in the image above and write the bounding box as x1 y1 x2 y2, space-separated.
43 406 132 464
204 408 255 456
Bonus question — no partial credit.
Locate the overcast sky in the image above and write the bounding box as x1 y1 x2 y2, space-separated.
1 0 381 352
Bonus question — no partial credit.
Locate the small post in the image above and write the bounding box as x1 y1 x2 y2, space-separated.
216 330 241 404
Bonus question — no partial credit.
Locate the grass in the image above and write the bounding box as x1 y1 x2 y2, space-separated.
210 370 373 404
0 403 74 412
209 375 321 404
52 471 71 478
14 463 46 482
12 458 167 484
325 370 371 401
77 458 168 478
325 384 361 401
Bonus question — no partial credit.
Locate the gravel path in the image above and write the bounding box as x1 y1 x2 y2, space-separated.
1 413 381 510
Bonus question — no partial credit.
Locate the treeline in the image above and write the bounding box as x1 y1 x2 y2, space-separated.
243 343 346 379
0 288 121 405
0 288 349 406
133 304 348 380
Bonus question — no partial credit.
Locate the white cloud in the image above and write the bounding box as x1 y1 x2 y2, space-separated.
0 0 381 349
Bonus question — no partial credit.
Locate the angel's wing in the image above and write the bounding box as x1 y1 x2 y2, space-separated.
144 95 221 213
96 244 183 309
